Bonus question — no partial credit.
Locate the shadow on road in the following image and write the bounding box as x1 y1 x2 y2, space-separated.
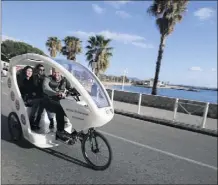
1 114 92 170
37 148 92 169
1 114 33 149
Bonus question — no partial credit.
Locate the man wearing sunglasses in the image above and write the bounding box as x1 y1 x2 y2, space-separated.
30 64 47 129
33 64 46 98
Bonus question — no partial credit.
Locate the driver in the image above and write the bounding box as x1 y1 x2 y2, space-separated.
41 68 72 141
46 70 71 129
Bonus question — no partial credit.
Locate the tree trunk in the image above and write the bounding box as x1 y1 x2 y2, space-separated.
95 60 100 77
151 35 166 95
50 49 57 74
95 65 99 77
51 48 57 58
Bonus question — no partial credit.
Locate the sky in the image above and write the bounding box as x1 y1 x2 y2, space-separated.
1 0 217 88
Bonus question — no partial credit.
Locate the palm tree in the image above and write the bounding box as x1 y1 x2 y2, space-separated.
61 36 82 61
85 35 113 76
147 0 189 95
45 37 62 58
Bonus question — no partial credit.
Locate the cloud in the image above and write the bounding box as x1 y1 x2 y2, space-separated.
92 4 105 14
1 35 34 48
212 68 217 72
194 8 215 21
105 1 131 9
132 42 154 49
72 30 145 43
70 30 153 49
1 35 19 42
116 10 131 18
1 35 31 43
189 66 203 71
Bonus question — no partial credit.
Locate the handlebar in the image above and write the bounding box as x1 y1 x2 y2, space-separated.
66 88 80 101
66 88 80 97
48 88 80 101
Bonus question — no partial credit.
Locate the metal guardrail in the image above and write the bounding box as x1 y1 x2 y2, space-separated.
173 98 209 128
109 89 212 129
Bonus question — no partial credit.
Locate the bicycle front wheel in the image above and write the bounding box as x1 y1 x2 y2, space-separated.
81 130 112 171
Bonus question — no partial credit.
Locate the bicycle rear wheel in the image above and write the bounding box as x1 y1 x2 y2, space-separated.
8 112 23 141
81 130 112 171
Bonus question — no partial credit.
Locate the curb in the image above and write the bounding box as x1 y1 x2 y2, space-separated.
114 109 218 137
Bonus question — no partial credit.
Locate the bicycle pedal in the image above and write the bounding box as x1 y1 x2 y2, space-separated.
56 137 71 144
66 138 76 145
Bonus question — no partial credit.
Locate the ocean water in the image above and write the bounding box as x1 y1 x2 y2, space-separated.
111 85 218 104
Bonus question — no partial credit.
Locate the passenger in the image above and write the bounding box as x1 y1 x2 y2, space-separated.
18 66 41 130
19 66 35 99
17 67 27 88
31 64 47 128
41 69 73 141
33 64 46 98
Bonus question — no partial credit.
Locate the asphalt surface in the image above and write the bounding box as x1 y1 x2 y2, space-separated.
1 84 218 184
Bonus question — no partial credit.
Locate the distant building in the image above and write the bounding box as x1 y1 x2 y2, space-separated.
1 61 9 68
1 61 9 77
144 79 153 87
144 78 166 87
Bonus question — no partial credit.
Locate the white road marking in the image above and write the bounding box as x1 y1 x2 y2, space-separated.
100 130 218 171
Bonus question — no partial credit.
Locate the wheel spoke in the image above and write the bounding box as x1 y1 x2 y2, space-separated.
83 132 111 169
95 153 98 165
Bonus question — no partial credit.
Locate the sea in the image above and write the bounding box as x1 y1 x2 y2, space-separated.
110 85 218 104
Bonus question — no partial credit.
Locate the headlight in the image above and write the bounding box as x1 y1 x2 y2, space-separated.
106 108 113 114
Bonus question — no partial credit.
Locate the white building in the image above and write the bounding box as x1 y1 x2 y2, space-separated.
1 61 9 76
144 79 166 87
1 60 9 68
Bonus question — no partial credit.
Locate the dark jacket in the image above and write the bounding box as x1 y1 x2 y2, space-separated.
33 74 45 98
42 75 72 97
17 69 26 88
19 77 36 100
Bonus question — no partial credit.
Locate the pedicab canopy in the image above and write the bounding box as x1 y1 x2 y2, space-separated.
8 53 112 112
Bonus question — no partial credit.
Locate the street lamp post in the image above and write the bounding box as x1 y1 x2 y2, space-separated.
91 61 96 74
122 68 128 91
91 52 98 75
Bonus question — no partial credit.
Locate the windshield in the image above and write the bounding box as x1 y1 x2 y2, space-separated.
55 59 110 108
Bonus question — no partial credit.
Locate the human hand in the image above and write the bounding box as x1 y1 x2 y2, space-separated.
61 92 66 98
57 92 66 98
57 92 61 97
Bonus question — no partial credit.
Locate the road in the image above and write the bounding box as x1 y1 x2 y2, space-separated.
1 84 217 184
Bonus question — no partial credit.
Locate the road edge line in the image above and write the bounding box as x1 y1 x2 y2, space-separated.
114 109 218 137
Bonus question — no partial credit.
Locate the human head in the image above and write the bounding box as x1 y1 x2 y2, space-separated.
35 64 45 76
52 68 61 81
24 66 33 79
